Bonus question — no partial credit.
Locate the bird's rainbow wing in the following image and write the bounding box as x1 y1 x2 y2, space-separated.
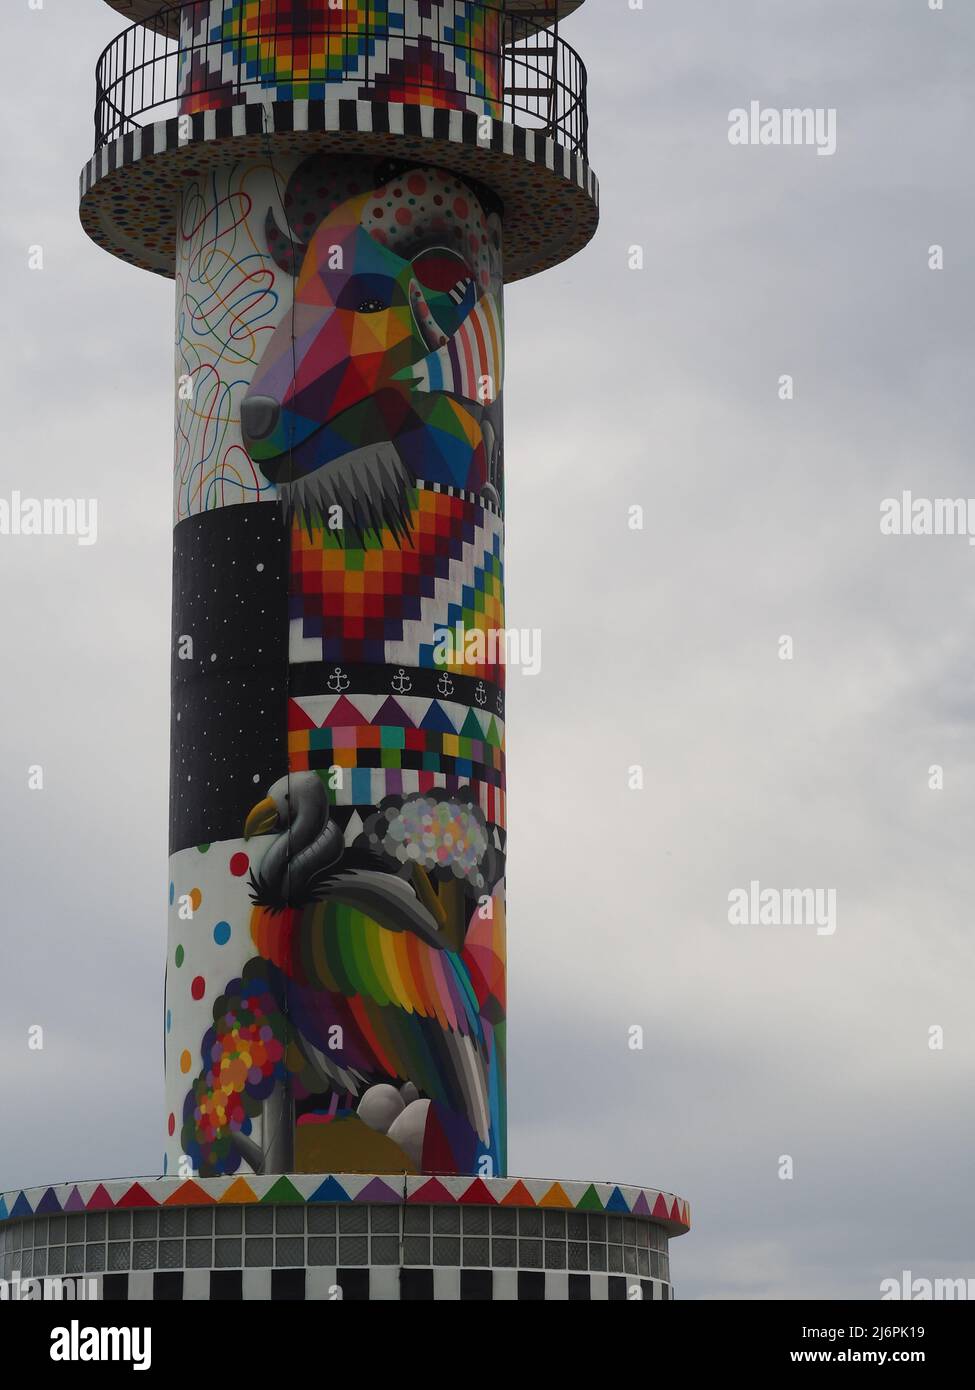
301 900 483 1040
261 900 490 1139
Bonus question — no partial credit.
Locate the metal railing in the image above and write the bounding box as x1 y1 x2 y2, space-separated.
93 1 588 158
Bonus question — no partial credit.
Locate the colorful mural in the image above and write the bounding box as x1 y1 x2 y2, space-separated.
178 1 503 118
167 153 506 1181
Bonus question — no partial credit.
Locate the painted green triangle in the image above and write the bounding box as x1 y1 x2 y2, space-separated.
459 708 485 740
485 717 502 748
576 1184 605 1212
260 1176 304 1205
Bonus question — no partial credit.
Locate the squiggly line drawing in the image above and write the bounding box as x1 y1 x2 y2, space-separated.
174 163 284 520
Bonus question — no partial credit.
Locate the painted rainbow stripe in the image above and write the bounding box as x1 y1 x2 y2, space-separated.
250 903 482 1039
409 293 504 400
0 1174 691 1233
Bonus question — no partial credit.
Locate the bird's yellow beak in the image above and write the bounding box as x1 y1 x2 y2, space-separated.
244 796 279 841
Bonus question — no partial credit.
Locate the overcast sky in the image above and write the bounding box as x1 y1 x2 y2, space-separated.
1 0 973 1300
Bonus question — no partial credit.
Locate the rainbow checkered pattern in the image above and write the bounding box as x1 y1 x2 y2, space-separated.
444 5 501 106
290 491 505 680
179 1 502 116
222 0 389 95
288 694 507 826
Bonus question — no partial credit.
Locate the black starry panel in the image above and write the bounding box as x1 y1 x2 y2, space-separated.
170 504 290 853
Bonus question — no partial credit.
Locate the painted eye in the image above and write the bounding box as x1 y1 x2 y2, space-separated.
337 274 391 312
412 247 474 295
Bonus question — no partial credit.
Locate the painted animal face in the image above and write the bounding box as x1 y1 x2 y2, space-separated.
241 159 503 531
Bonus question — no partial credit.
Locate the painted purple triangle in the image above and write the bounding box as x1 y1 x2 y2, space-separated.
631 1191 652 1217
63 1186 87 1212
35 1187 64 1215
373 697 416 729
354 1177 402 1204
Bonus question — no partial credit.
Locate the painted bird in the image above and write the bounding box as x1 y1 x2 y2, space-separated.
243 772 494 1163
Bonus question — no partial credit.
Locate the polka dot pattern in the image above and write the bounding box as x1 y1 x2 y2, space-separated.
364 172 497 292
166 840 258 1167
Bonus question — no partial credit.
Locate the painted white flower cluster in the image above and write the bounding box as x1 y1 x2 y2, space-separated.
371 797 491 888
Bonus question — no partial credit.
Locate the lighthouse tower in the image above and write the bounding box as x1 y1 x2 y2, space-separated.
0 1 689 1301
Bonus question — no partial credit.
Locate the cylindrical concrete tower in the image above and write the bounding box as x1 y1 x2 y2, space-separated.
0 0 687 1302
85 0 604 1188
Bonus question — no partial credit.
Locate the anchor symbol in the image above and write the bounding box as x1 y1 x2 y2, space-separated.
475 681 487 707
328 666 350 693
392 668 412 695
496 691 504 715
437 672 455 698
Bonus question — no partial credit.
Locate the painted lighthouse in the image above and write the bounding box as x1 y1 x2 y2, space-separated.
0 0 689 1302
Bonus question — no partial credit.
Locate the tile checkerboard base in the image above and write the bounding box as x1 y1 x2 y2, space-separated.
92 1269 671 1301
1 1174 687 1302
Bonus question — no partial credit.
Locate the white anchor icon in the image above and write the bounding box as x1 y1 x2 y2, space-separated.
392 668 412 694
328 666 350 693
437 672 455 698
475 681 487 707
